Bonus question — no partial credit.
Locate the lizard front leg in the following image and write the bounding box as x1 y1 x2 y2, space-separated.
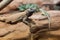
22 15 31 27
22 16 34 40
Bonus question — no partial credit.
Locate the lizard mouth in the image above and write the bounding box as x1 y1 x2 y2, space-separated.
0 0 2 2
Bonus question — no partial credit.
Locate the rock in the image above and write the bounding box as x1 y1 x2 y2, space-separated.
49 30 60 36
0 22 30 40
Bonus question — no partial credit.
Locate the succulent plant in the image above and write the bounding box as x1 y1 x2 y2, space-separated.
18 3 39 12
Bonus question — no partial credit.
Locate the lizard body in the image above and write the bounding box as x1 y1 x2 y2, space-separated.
0 9 36 27
0 10 27 22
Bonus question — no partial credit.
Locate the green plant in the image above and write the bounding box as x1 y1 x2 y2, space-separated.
18 3 39 12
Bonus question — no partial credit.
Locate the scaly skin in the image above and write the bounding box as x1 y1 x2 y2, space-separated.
0 10 27 23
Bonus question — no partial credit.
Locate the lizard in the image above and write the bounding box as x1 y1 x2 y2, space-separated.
0 8 36 27
0 3 40 26
0 4 50 31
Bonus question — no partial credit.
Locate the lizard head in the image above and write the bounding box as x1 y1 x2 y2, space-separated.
27 8 37 13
